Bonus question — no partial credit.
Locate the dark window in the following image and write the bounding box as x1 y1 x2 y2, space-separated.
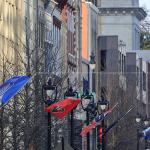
122 54 124 73
101 87 107 99
124 55 126 73
136 67 139 86
92 70 96 92
101 50 107 71
39 21 45 48
143 72 146 91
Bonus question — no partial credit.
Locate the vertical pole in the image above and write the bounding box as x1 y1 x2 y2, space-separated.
48 113 51 150
92 128 96 150
102 119 105 150
145 139 148 150
97 125 100 150
87 111 90 150
137 128 139 150
62 136 64 150
70 110 74 148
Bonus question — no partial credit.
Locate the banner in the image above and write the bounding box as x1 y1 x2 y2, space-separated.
80 103 118 136
45 98 81 119
142 127 150 138
80 122 97 136
0 76 31 106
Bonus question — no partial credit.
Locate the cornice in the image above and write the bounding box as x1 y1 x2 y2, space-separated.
98 7 147 20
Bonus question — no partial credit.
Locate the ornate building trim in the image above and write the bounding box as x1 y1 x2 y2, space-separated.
98 7 147 20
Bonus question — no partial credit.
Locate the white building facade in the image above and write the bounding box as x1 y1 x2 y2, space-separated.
98 0 146 51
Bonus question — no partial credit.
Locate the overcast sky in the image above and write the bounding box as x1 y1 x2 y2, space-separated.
139 0 150 20
140 0 150 10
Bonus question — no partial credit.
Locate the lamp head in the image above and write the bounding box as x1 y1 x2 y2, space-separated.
98 98 108 110
144 116 149 126
136 114 141 123
144 120 149 126
64 87 77 98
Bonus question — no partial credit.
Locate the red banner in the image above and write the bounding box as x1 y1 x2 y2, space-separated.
45 98 81 119
80 122 97 136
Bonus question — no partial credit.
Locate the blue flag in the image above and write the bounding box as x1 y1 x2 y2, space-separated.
145 135 150 140
0 76 31 106
95 103 118 122
142 127 150 139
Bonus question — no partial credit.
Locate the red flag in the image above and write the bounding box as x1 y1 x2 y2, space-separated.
80 121 97 136
99 128 103 144
45 98 81 119
80 103 118 137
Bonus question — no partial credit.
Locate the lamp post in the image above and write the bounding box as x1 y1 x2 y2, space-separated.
89 51 96 150
64 86 78 149
58 128 64 150
89 52 96 70
136 114 141 150
97 98 109 150
42 78 57 150
81 91 96 150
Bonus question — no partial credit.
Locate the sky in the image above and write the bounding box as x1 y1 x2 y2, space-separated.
139 0 150 19
140 0 150 11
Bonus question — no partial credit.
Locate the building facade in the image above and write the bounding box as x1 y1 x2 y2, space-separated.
97 0 146 51
81 1 98 150
97 35 150 150
0 0 24 77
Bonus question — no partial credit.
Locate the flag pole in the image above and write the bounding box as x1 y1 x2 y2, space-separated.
105 107 133 134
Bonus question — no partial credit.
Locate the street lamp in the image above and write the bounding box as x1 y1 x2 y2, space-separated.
64 86 78 149
144 117 149 127
98 99 108 111
81 90 96 150
57 128 64 150
136 115 142 123
81 90 94 111
42 77 57 150
89 52 96 70
89 51 96 149
97 98 109 150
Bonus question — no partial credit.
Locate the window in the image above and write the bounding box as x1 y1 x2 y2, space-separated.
101 50 107 71
39 21 45 48
123 55 126 74
101 87 107 99
143 71 146 91
136 67 139 86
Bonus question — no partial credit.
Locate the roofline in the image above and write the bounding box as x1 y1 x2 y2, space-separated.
98 7 147 20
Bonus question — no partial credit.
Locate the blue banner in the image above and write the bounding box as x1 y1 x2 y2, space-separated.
142 127 150 137
145 135 150 140
0 76 31 106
